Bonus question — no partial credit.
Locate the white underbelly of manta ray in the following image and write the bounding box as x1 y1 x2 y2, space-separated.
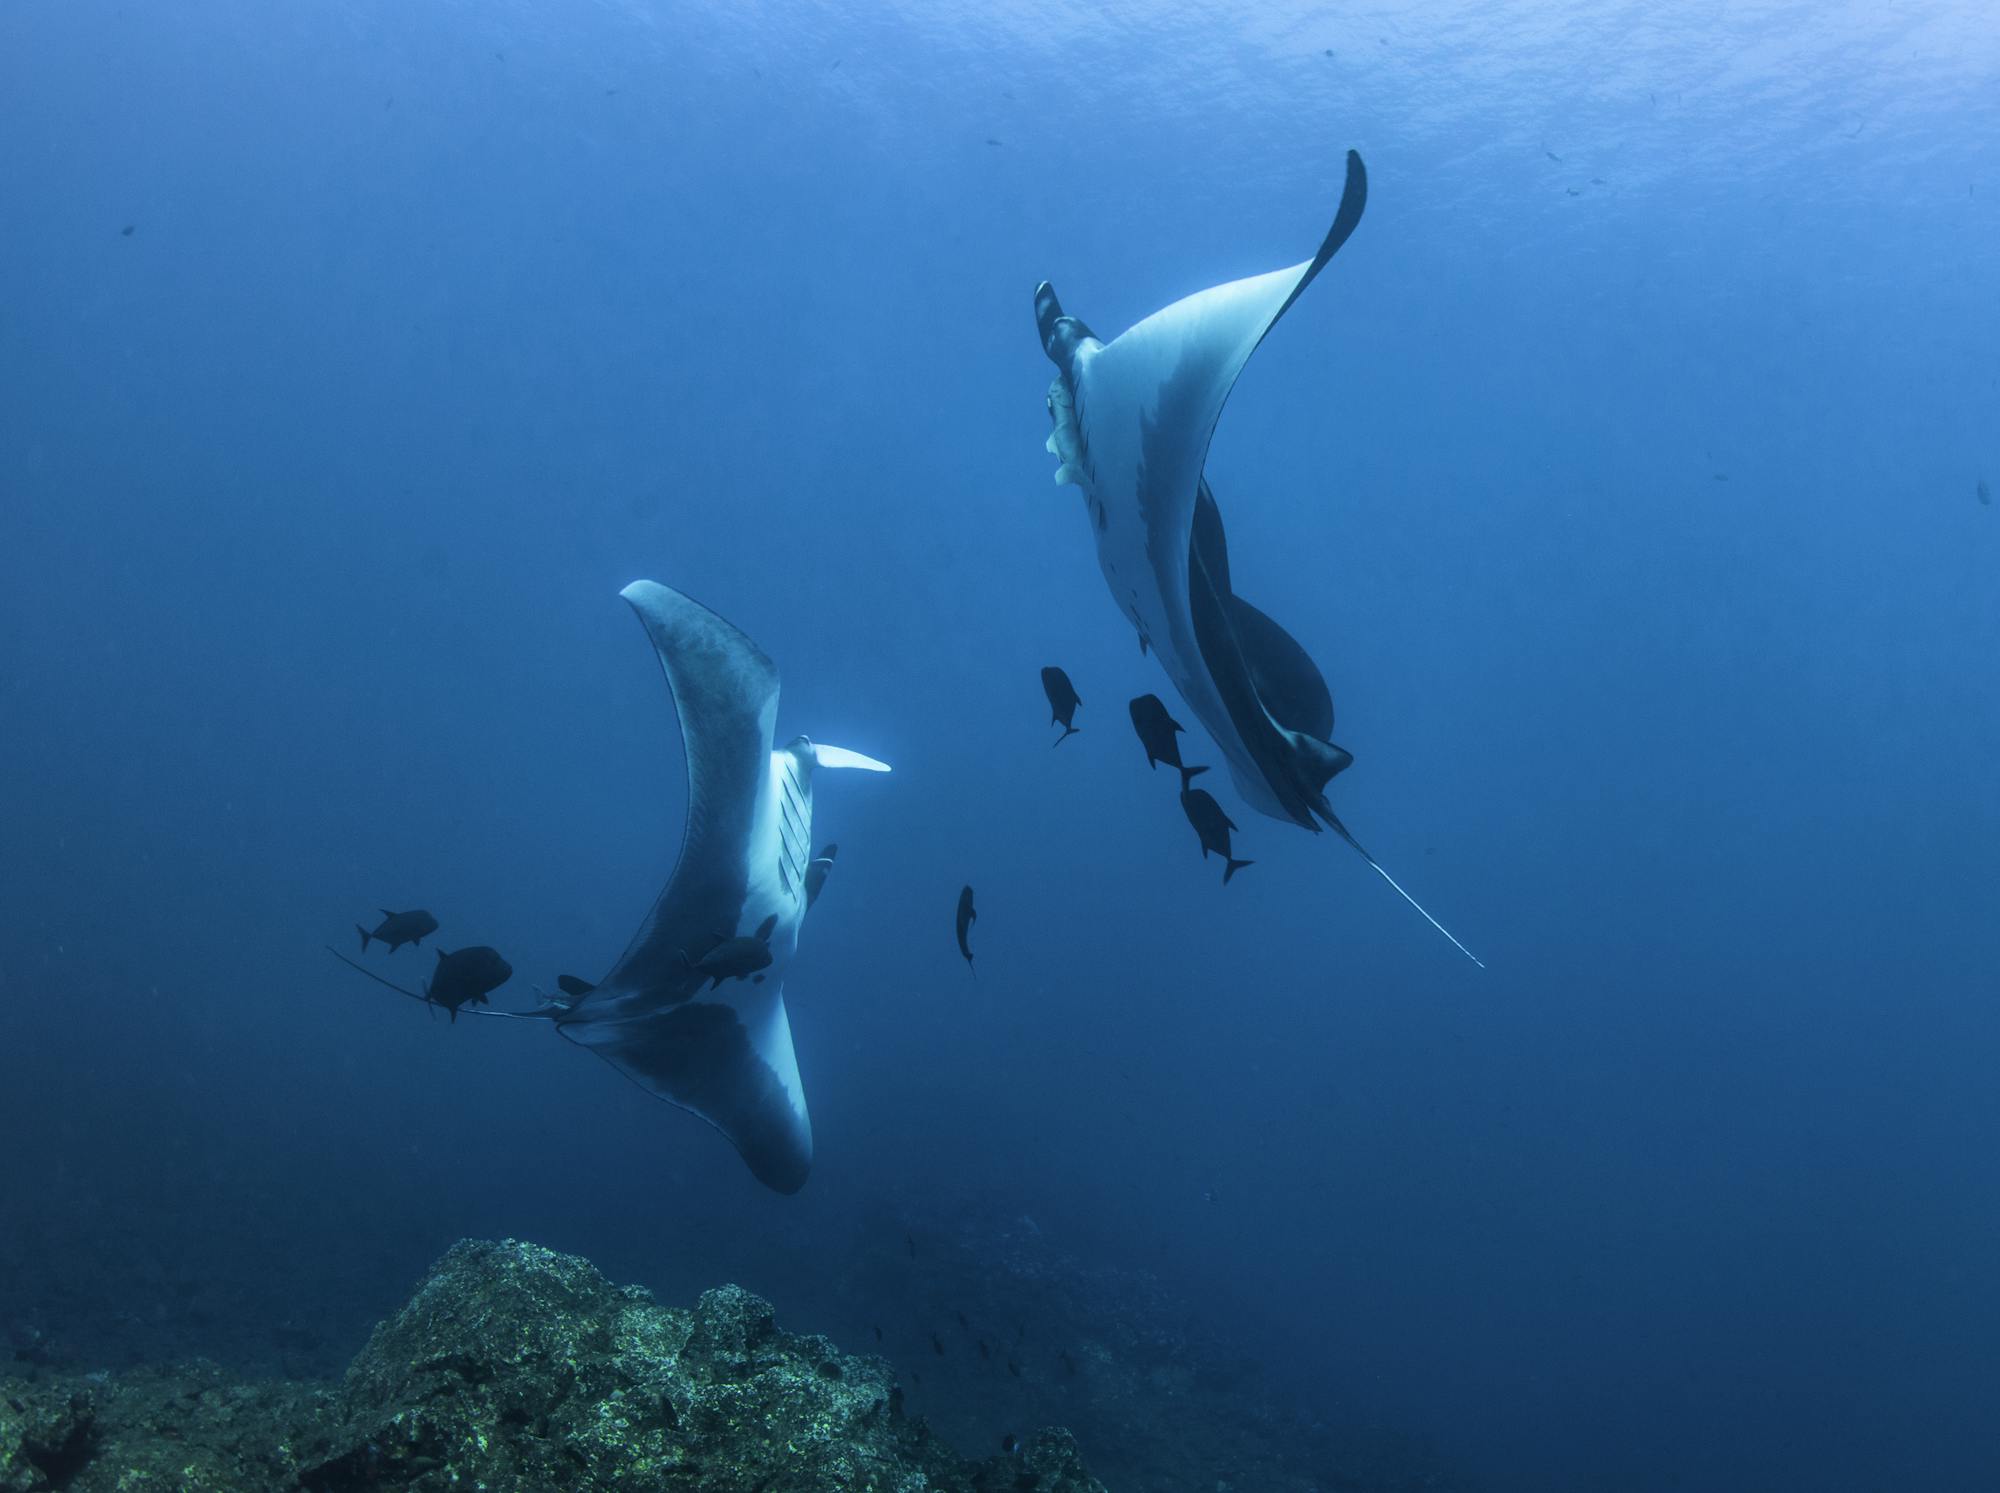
1035 150 1482 967
502 580 889 1194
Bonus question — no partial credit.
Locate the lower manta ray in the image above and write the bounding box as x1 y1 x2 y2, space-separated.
1034 150 1481 966
329 579 889 1191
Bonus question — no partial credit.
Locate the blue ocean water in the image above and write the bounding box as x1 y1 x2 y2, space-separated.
2 1 1996 1488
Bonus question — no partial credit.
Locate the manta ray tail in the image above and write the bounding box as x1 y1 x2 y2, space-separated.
1316 819 1485 968
326 945 427 1005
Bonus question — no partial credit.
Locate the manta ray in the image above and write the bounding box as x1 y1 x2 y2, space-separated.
1034 150 1480 965
330 579 888 1191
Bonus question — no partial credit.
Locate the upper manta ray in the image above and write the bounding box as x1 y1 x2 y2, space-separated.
331 579 888 1191
1035 150 1480 966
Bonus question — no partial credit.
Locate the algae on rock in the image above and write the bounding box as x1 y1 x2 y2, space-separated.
2 1239 1103 1493
299 1237 1102 1492
1 1363 334 1493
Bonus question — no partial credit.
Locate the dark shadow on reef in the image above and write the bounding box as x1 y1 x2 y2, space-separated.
0 1239 1101 1493
842 1194 1461 1493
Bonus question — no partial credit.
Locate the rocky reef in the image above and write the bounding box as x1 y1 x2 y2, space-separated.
1 1239 1102 1493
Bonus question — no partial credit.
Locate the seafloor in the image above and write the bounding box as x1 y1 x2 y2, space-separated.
1 1235 1455 1492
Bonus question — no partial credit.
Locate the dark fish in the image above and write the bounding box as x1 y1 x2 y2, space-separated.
120 224 135 236
556 974 596 999
1979 478 1991 507
357 908 439 954
931 1332 946 1356
1059 1349 1076 1375
905 1233 917 1258
955 885 977 974
955 1311 970 1331
1001 1433 1019 1455
684 913 778 989
804 843 838 908
1007 1358 1021 1378
873 1324 883 1342
1180 787 1252 884
426 946 512 1022
1545 149 1563 162
978 1339 991 1360
1128 694 1208 789
1040 666 1081 744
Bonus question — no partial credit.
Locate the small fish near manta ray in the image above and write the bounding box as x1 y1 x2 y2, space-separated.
955 885 977 975
1040 666 1082 744
1035 150 1482 965
1129 693 1208 791
328 579 889 1192
334 940 511 1021
1180 787 1252 885
804 844 837 908
684 912 779 989
357 908 437 953
426 946 512 1021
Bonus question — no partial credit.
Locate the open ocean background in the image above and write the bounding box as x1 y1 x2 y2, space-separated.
3 2 1996 1489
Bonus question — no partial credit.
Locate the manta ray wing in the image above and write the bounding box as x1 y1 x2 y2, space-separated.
598 580 781 981
561 978 812 1193
558 580 815 1191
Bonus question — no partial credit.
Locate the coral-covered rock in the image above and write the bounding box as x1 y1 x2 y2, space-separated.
0 1383 96 1493
0 1364 330 1492
299 1238 1104 1493
2 1240 1108 1493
